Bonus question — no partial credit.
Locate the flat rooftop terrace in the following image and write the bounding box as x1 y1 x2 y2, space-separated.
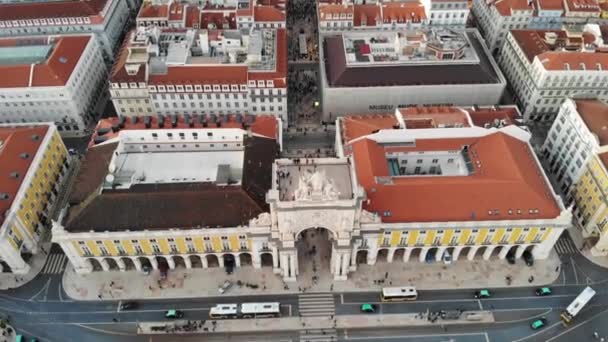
276 161 353 202
0 45 52 65
106 149 244 190
342 29 478 66
324 30 501 87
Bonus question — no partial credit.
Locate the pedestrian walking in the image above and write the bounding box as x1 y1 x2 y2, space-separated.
97 294 102 299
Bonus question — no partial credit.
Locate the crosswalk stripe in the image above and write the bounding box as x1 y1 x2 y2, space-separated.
298 294 335 317
42 254 67 274
554 237 577 256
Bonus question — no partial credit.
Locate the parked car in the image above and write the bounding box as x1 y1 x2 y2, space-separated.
530 318 547 330
119 301 138 310
535 287 552 296
523 250 534 266
360 303 378 313
165 310 184 319
474 289 491 299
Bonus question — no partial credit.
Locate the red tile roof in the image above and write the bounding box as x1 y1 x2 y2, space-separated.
536 0 563 10
493 0 533 16
254 5 285 22
109 31 146 84
0 125 50 227
0 0 108 21
467 106 521 127
168 2 186 21
319 4 354 21
510 29 608 70
89 115 279 147
138 4 169 19
381 2 427 22
248 28 287 87
353 4 381 27
0 35 91 88
185 5 200 28
341 114 399 144
201 11 237 29
575 99 608 146
351 132 561 223
148 65 248 85
564 0 601 12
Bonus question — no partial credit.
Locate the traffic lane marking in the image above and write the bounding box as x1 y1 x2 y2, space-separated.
339 294 576 305
344 331 489 340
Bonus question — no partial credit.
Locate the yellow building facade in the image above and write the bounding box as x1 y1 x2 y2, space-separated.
573 154 608 256
0 124 69 274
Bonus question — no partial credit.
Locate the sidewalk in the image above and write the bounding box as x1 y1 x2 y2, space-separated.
137 311 494 335
0 242 50 290
63 250 560 301
580 248 608 269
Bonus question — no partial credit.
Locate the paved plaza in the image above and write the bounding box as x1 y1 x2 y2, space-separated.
63 248 561 300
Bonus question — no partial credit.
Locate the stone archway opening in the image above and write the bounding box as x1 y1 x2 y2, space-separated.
223 254 236 274
410 248 422 262
490 247 502 259
260 253 274 267
460 247 471 261
121 257 136 271
173 255 186 269
393 248 405 262
87 258 103 271
376 249 389 263
189 255 202 268
239 253 252 267
138 257 151 271
296 227 334 281
426 247 439 263
474 246 487 260
206 254 219 267
104 258 119 271
356 250 368 265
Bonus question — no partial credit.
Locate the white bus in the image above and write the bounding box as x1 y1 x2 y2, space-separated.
209 304 238 319
209 302 281 319
560 286 596 325
381 287 418 301
241 302 281 318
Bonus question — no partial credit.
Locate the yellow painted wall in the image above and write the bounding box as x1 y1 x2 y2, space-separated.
509 228 522 244
229 235 239 251
475 229 487 244
140 240 153 254
540 228 552 242
123 240 135 255
71 241 83 256
211 236 222 252
158 238 170 254
176 238 187 253
103 240 118 255
525 227 539 243
491 229 505 244
85 241 100 256
390 231 401 247
194 237 204 252
408 231 419 246
424 231 436 246
442 230 454 245
459 230 471 245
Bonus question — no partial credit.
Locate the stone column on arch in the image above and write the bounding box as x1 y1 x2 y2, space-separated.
115 258 126 272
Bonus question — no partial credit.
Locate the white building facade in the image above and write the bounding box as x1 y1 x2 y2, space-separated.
110 26 288 125
0 35 107 135
473 0 608 53
0 0 131 61
498 28 608 122
542 98 608 201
